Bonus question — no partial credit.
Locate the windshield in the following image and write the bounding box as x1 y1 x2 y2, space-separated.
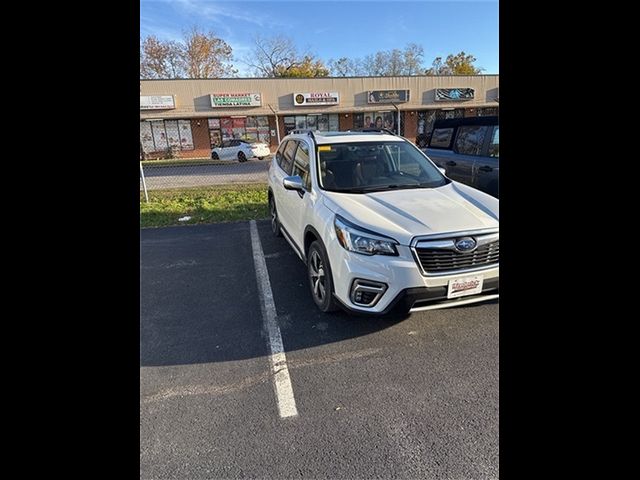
317 141 448 193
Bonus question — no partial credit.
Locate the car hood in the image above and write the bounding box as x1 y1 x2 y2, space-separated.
321 181 499 245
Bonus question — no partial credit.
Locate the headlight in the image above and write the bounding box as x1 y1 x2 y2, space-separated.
334 215 398 256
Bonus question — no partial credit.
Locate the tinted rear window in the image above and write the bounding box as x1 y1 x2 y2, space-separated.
454 125 490 156
429 128 454 148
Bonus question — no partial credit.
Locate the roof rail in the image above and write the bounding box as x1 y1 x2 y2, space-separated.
291 129 317 142
348 128 399 136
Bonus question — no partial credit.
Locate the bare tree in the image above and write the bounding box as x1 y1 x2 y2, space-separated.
245 35 328 77
403 43 424 75
425 56 445 75
140 36 183 79
182 27 237 78
425 52 483 75
387 49 405 76
140 27 237 79
328 57 360 77
244 35 297 77
361 51 389 76
359 44 426 76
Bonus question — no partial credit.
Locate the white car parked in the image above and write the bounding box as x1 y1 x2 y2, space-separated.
267 129 499 315
211 139 271 162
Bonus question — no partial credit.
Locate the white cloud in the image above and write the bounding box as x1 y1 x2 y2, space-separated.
172 0 284 28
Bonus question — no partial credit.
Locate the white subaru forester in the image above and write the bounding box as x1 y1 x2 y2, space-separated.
267 129 499 315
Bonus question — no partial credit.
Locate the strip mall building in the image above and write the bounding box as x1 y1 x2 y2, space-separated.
140 75 499 158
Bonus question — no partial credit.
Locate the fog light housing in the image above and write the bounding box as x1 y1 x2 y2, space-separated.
350 279 387 307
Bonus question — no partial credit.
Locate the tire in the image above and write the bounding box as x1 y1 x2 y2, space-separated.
307 240 339 313
212 152 219 160
258 156 265 160
269 196 282 237
238 151 247 162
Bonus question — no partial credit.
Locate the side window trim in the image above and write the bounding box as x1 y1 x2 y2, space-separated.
282 140 298 175
292 140 312 191
275 141 288 170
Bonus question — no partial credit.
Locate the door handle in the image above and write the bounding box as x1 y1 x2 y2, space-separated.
446 160 457 166
478 165 493 172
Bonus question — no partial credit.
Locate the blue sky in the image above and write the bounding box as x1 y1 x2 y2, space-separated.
141 0 499 76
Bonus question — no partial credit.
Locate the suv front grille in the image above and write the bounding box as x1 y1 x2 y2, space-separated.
413 234 499 275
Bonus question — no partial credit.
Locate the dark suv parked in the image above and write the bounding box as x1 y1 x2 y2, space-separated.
422 116 499 198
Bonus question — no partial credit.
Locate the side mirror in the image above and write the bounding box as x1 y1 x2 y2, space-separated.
283 175 305 192
438 167 447 176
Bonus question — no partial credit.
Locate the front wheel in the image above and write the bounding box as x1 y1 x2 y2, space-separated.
258 156 265 160
212 152 219 160
269 196 282 237
307 241 339 313
238 151 247 162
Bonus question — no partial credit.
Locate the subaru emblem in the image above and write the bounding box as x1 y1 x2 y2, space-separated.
455 237 477 252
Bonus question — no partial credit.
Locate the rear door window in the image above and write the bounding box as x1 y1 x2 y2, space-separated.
454 126 490 156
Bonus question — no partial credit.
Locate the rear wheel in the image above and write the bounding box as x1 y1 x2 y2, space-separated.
212 152 219 160
307 241 339 313
258 156 265 160
238 151 247 162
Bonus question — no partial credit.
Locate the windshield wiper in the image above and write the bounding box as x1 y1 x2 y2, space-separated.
359 184 424 192
327 187 366 193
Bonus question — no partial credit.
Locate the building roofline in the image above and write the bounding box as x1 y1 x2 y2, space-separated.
140 74 499 81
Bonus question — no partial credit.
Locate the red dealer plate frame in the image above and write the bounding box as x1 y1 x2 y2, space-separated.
447 275 484 299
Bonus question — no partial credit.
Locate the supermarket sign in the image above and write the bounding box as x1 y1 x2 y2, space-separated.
210 93 262 107
140 95 175 110
293 92 340 106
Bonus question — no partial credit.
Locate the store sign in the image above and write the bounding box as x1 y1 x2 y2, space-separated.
367 90 410 104
435 88 475 101
210 93 262 107
293 92 340 106
140 95 175 110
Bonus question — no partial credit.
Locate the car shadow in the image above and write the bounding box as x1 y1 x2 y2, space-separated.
140 220 494 367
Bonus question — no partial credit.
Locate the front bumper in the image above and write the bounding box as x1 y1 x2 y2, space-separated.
327 243 499 314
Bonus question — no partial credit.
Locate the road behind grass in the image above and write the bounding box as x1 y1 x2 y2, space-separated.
141 160 270 190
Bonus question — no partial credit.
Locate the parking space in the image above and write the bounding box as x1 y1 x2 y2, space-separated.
140 220 499 479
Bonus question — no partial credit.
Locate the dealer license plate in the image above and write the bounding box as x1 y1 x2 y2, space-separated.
447 275 484 299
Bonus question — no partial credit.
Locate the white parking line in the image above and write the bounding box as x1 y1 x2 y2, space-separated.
249 220 299 419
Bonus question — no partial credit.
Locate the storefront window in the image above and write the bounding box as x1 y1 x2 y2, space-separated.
353 112 400 134
209 116 271 147
436 109 465 121
140 120 194 153
478 107 499 117
140 122 155 153
416 110 436 147
283 114 339 135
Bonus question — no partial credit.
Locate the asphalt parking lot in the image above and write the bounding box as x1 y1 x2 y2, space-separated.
140 220 499 479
